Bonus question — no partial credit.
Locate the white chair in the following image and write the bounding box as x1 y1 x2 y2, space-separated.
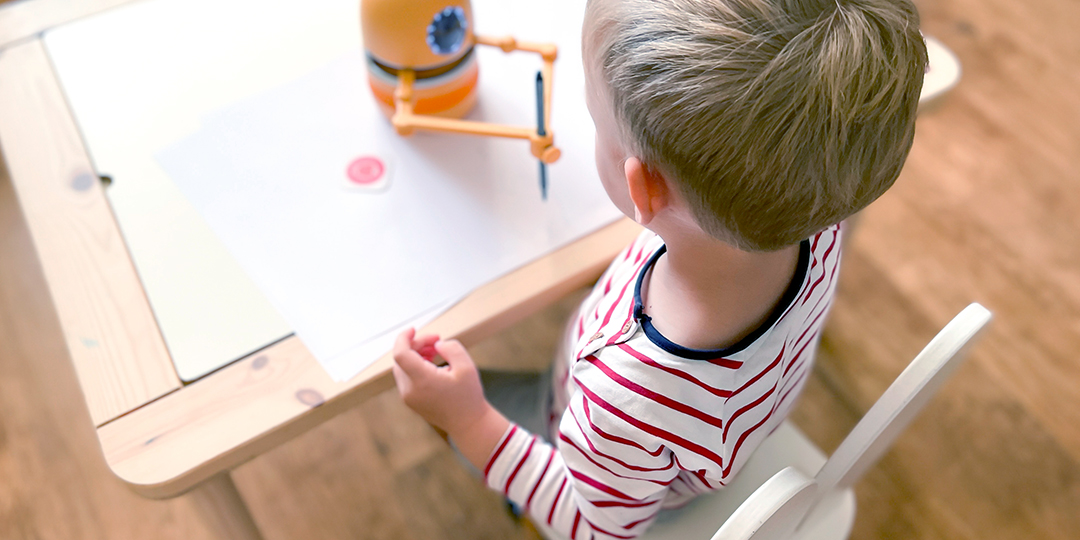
537 303 992 540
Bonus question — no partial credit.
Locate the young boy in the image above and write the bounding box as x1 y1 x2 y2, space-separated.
391 0 927 538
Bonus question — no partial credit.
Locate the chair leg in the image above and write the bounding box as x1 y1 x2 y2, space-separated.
188 472 264 540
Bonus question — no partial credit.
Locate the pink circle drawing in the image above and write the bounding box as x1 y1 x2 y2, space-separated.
347 156 386 185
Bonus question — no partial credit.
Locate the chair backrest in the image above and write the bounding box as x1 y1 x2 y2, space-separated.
811 303 991 497
710 467 818 540
714 303 991 540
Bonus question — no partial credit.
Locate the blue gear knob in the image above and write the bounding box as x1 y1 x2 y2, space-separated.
426 6 468 55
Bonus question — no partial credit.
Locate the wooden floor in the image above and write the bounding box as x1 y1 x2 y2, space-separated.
3 0 1080 538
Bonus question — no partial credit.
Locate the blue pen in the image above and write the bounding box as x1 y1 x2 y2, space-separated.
535 71 548 200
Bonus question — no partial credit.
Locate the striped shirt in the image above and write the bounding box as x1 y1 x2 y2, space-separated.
485 225 843 539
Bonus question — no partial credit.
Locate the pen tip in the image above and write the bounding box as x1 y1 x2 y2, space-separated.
540 162 548 201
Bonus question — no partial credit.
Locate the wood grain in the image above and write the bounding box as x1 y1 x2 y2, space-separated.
232 390 542 540
785 1 1080 538
904 0 1080 467
0 38 180 425
1 141 218 540
96 218 641 499
186 474 264 540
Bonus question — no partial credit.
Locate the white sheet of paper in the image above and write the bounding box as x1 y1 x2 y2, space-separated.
156 43 619 379
45 0 621 381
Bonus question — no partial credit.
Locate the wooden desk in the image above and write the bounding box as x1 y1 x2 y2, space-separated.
0 2 641 537
0 2 960 537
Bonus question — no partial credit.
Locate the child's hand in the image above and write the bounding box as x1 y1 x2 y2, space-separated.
391 328 490 436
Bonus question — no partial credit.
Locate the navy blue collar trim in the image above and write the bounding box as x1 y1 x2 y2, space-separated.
632 239 812 360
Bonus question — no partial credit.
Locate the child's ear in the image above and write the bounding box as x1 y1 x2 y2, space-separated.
624 157 670 225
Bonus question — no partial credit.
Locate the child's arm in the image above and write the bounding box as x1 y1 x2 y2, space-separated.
393 330 677 539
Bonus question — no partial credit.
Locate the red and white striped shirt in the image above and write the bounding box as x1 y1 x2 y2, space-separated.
485 225 843 539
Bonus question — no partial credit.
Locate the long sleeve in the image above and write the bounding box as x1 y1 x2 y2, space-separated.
485 380 678 540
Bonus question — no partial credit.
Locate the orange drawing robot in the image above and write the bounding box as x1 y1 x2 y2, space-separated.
360 0 561 165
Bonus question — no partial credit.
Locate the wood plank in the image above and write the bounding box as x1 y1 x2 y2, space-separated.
97 218 641 499
0 39 180 425
854 0 1080 465
187 474 264 540
781 2 1080 537
794 247 1080 540
0 0 137 48
231 389 542 540
0 151 218 540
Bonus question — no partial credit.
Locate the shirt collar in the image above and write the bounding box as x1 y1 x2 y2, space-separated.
631 239 811 360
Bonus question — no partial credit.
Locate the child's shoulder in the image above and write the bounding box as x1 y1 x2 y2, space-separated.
618 229 664 268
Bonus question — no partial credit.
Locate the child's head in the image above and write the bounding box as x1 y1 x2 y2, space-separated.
583 0 927 251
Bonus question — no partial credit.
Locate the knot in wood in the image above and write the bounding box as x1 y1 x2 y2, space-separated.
251 355 269 370
296 389 325 408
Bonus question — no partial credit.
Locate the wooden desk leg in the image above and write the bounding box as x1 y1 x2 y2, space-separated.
188 473 264 540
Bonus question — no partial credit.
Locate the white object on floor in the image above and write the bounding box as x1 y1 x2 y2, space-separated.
921 36 962 105
44 0 622 382
535 303 991 540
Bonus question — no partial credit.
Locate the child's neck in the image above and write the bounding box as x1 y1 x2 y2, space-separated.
642 230 801 351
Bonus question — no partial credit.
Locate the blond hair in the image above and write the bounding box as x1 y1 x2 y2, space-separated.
585 0 927 251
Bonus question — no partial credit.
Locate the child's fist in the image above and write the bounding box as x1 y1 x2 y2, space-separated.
391 328 489 436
